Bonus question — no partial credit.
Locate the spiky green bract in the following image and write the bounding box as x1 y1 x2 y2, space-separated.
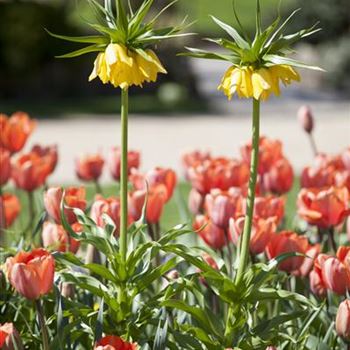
47 0 192 59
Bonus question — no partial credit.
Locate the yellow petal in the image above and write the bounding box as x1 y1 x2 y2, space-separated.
252 68 271 100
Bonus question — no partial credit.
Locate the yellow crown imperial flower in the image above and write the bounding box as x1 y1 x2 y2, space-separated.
89 43 167 88
47 0 190 89
183 0 323 101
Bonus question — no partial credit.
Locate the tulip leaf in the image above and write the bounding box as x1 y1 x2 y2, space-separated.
94 298 104 343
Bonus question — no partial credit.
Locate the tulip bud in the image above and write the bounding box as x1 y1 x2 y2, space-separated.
266 347 277 350
336 299 350 340
297 105 314 134
0 323 23 350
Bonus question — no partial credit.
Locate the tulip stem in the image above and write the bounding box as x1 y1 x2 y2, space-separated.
235 98 260 285
28 191 36 239
35 299 50 350
309 133 318 157
120 87 129 263
94 180 103 195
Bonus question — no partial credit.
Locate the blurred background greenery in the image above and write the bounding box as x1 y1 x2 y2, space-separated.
1 0 349 116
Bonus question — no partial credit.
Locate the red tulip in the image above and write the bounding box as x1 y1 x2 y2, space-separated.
145 167 177 201
229 216 276 255
75 154 104 182
12 152 51 191
297 186 350 228
188 188 205 215
252 196 285 225
0 193 20 228
265 231 309 272
182 150 211 178
297 105 314 134
309 255 327 297
336 299 350 340
188 158 249 195
301 164 335 189
263 157 294 194
241 136 283 175
0 112 36 153
322 257 350 295
44 187 87 224
193 215 226 250
91 195 131 235
205 188 243 229
42 222 81 253
5 248 55 300
129 184 167 224
109 146 140 181
335 171 350 193
295 243 321 277
0 323 23 350
94 335 138 350
310 248 350 296
31 144 58 175
0 148 11 186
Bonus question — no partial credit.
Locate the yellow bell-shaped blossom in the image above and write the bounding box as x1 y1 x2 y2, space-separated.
89 43 167 89
218 65 300 101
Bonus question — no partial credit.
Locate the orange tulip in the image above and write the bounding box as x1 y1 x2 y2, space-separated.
265 231 309 272
91 195 131 235
94 335 138 350
12 152 51 191
229 216 276 255
193 215 226 250
129 184 167 224
31 144 58 175
109 146 140 181
301 165 335 189
0 148 11 186
252 195 285 225
297 105 314 134
44 187 87 224
309 248 350 296
241 136 283 175
42 222 81 253
5 248 55 300
297 186 350 228
0 193 20 228
205 188 243 229
188 158 249 194
263 157 294 194
295 243 321 277
0 112 36 153
75 154 104 182
336 299 350 341
0 323 23 350
145 167 177 201
181 150 211 178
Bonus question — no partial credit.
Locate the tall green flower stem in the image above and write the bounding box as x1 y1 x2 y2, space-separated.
119 87 129 262
235 98 260 285
35 299 49 350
